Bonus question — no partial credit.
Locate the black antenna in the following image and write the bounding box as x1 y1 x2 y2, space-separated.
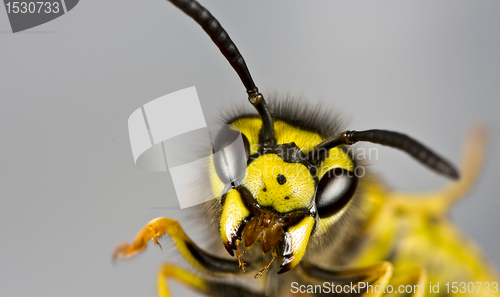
167 0 274 143
309 130 460 180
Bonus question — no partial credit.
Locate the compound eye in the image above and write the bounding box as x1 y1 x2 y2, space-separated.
315 168 358 218
213 125 250 186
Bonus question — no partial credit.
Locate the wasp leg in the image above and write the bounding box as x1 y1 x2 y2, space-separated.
300 261 393 297
157 264 265 297
385 267 426 297
388 126 488 216
113 217 241 273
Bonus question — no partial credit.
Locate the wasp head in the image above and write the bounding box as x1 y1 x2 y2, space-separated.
211 122 358 277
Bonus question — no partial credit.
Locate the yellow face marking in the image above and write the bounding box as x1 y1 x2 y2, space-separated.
220 189 250 249
274 121 323 152
230 117 354 172
230 117 262 155
317 148 354 178
242 154 315 213
230 118 324 154
286 216 315 270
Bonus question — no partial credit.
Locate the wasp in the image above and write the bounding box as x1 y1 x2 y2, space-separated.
113 0 499 296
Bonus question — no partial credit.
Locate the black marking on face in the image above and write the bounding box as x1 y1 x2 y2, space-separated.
277 174 286 185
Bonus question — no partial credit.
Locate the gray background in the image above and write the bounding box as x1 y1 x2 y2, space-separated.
0 1 499 296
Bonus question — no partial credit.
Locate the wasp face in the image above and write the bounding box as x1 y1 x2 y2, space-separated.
243 154 316 213
211 119 358 276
